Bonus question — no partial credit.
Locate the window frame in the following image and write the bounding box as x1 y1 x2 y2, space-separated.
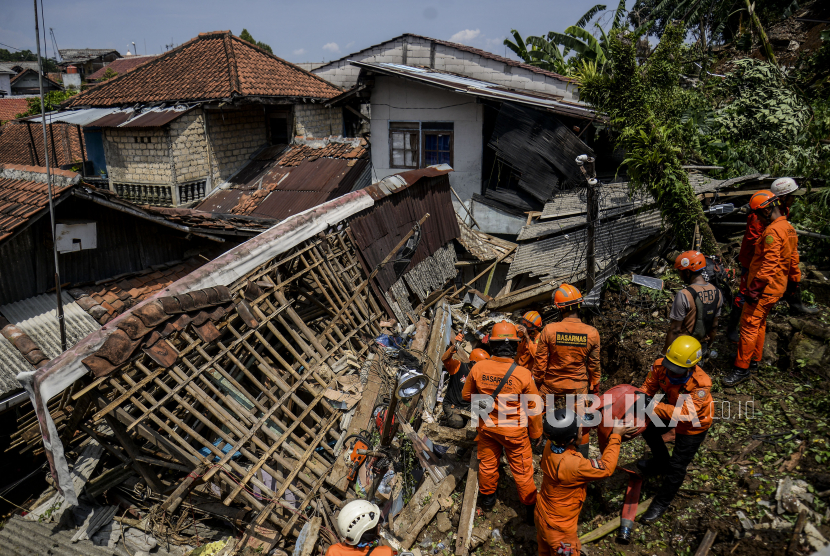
388 121 454 170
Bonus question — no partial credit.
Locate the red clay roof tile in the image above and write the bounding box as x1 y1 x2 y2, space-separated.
0 98 30 123
0 173 72 244
66 31 340 108
0 122 87 167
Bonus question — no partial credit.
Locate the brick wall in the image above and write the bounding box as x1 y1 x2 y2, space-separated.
103 127 171 184
170 111 210 183
205 106 267 182
293 103 343 138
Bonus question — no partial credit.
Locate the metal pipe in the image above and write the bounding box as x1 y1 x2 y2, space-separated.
34 0 66 352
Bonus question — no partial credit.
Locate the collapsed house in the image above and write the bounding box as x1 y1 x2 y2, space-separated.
11 165 459 551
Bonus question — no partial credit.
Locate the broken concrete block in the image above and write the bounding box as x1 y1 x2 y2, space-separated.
469 527 489 549
736 510 754 532
436 512 453 533
762 331 779 365
804 522 828 551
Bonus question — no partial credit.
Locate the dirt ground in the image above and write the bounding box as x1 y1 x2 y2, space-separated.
413 261 830 556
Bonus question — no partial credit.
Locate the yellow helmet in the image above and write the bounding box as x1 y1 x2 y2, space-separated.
663 335 703 375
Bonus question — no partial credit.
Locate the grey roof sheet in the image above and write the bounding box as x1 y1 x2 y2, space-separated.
0 333 27 395
25 108 120 126
351 61 596 120
59 49 121 63
507 209 663 280
0 291 101 360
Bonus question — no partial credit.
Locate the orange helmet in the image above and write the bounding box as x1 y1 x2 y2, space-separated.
470 348 490 362
553 284 583 309
491 321 519 341
521 311 542 329
749 190 779 211
674 251 706 273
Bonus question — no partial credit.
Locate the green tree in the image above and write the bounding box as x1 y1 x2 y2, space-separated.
16 90 78 118
239 29 273 55
576 22 720 252
0 48 59 73
101 67 118 81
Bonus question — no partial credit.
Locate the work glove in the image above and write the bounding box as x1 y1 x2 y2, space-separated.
454 332 463 342
745 278 766 305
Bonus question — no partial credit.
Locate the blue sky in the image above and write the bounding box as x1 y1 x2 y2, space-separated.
1 0 630 64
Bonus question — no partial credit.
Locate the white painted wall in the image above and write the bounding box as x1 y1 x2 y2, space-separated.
0 74 11 97
370 75 482 205
313 35 579 101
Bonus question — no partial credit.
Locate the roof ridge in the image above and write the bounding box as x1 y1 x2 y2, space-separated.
224 32 241 95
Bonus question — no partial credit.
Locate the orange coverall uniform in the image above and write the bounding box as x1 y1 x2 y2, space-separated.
534 316 601 446
535 434 622 556
325 543 393 556
462 356 543 506
641 360 713 435
515 332 540 373
736 215 800 369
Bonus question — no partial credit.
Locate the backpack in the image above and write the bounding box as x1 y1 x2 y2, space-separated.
702 255 733 308
685 286 721 340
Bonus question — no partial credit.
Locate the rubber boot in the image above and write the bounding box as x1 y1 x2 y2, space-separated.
479 491 496 511
785 294 819 315
641 501 669 523
723 366 751 387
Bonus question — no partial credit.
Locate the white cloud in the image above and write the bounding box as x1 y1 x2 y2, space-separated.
322 42 340 53
449 29 481 45
346 41 355 49
293 48 306 56
485 36 505 49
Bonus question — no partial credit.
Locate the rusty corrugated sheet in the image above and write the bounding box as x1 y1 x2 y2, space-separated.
86 111 132 127
348 171 461 293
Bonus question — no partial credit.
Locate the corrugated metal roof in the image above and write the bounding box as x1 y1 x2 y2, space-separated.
0 514 183 556
24 108 119 126
507 209 663 280
0 333 27 395
351 61 596 119
86 106 193 128
0 291 101 361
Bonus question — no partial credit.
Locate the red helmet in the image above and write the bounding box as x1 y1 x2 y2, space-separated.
521 311 542 329
491 321 519 341
674 251 706 273
470 348 490 362
553 284 583 309
749 190 779 211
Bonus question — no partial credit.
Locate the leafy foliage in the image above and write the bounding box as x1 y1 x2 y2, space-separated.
101 67 118 81
577 23 719 251
239 29 273 55
16 90 78 118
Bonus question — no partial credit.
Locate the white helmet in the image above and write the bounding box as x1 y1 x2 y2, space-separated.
771 177 798 196
337 500 381 545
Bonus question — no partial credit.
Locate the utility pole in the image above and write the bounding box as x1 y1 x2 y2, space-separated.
576 155 598 293
34 0 67 352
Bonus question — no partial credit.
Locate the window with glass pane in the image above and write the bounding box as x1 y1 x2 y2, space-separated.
389 122 419 169
423 131 453 166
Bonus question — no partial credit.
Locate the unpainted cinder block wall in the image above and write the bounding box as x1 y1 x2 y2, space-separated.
170 111 210 184
103 128 171 184
293 103 343 138
205 106 267 183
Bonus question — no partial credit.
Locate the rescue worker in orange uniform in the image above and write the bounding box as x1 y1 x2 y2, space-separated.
441 335 489 429
663 251 722 354
462 321 543 523
771 178 817 315
723 190 801 386
728 198 766 342
515 310 543 372
326 500 393 556
638 336 713 523
534 284 600 457
536 410 633 556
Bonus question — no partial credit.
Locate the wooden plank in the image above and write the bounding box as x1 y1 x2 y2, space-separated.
788 509 807 555
329 355 383 493
401 464 468 549
456 448 479 556
397 409 445 484
293 516 322 556
103 414 165 494
695 529 718 556
161 464 206 513
579 498 653 544
729 439 762 464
